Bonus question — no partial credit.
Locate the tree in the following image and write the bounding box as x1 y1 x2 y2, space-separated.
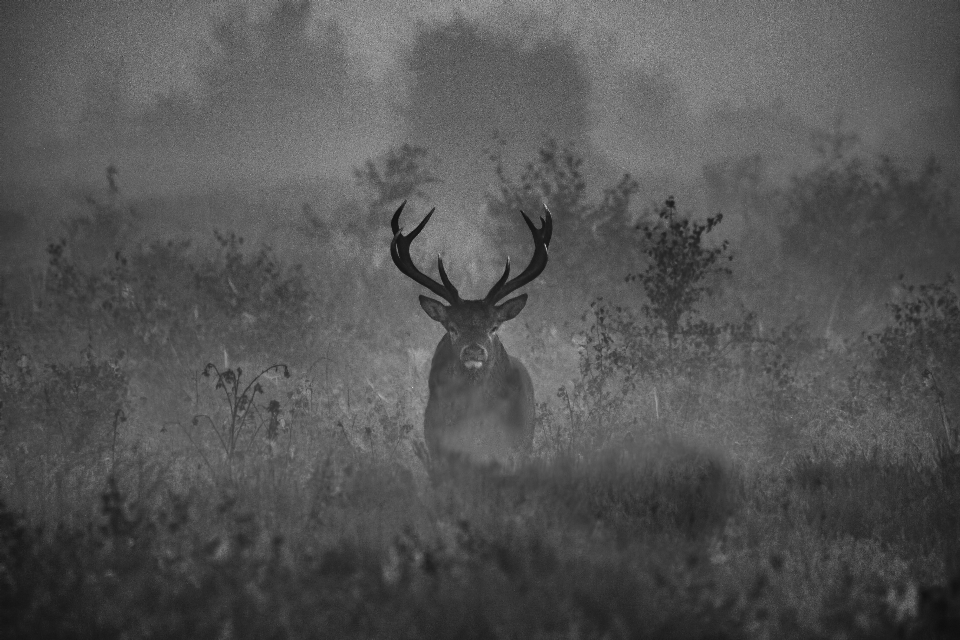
781 149 957 335
486 136 640 295
353 144 441 229
569 198 743 433
628 197 733 346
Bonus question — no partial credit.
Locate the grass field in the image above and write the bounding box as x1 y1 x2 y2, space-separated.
2 194 959 639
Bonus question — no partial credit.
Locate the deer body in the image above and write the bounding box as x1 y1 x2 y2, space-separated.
390 202 551 467
424 333 535 463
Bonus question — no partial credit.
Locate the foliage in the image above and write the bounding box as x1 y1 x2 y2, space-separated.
0 343 127 458
551 298 636 451
867 276 960 453
353 143 441 227
627 197 734 344
2 449 959 639
621 196 742 384
559 197 745 437
554 197 850 455
102 240 196 353
517 442 737 538
780 150 958 333
4 144 960 638
366 394 416 462
749 320 825 414
192 231 311 342
59 165 138 274
782 154 953 279
44 237 99 313
182 363 290 483
41 228 310 361
869 276 960 388
489 136 591 223
486 137 641 293
786 453 960 553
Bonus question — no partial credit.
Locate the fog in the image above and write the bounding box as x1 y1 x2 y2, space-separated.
2 0 959 297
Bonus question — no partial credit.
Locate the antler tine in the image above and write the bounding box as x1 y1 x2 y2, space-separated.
485 206 552 304
390 202 462 304
541 205 553 247
487 257 511 299
390 201 406 235
437 255 461 300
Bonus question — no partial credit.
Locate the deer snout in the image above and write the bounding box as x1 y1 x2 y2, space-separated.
460 344 488 369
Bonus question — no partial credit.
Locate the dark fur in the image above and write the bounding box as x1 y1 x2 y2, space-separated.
389 202 551 467
419 297 535 465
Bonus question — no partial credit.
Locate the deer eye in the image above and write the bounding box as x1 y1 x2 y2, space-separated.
448 327 459 340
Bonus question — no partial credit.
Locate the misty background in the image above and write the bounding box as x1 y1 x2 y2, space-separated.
2 0 959 336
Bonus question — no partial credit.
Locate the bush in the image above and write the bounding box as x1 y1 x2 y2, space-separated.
486 137 641 297
38 229 312 362
192 231 311 354
555 198 751 445
781 149 957 335
0 343 127 458
867 276 960 454
868 276 960 392
785 453 960 557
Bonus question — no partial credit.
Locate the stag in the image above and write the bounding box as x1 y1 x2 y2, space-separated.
390 202 552 467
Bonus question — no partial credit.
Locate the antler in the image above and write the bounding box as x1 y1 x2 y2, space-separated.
390 201 462 304
484 206 553 304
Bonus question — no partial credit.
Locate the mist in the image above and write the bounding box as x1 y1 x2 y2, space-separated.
2 0 959 322
3 2 957 194
5 6 960 633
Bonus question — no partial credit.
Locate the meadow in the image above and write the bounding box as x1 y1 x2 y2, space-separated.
1 142 959 639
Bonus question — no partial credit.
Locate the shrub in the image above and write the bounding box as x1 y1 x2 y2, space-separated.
868 276 960 392
0 343 127 458
628 197 734 346
486 136 641 297
562 198 748 440
192 231 311 353
352 143 441 230
867 276 960 453
38 228 311 362
781 148 957 335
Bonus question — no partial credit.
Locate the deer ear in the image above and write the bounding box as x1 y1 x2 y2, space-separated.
495 294 527 323
419 295 448 324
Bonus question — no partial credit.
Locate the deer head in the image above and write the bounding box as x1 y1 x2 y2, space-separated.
390 201 552 376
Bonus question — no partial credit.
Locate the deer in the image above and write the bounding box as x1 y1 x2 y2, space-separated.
390 201 552 468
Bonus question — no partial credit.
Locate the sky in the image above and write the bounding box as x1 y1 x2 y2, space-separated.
2 0 959 231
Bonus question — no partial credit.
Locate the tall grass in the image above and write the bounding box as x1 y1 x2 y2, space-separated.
1 161 959 637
